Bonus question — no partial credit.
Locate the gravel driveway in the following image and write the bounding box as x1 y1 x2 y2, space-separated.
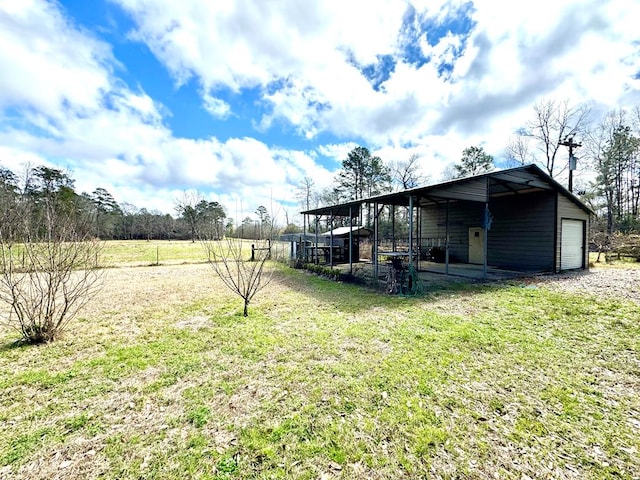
526 267 640 304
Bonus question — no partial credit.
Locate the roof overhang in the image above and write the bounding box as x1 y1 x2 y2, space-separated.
302 164 594 217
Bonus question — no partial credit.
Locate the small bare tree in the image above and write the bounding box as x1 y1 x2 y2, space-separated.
201 235 273 317
0 194 103 344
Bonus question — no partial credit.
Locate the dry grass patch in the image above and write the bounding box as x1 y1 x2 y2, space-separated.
1 263 639 479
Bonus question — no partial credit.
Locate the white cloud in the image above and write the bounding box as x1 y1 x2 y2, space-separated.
0 0 114 117
113 0 640 149
202 94 231 119
2 0 640 218
454 0 640 108
114 0 407 89
317 143 359 164
0 0 339 216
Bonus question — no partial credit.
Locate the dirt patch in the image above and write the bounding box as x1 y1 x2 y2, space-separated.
174 316 211 330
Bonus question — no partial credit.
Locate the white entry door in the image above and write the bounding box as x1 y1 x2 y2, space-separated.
468 227 484 264
561 219 584 270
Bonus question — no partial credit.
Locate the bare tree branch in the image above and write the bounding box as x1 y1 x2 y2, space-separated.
201 232 273 317
0 199 103 344
392 153 429 190
525 99 591 177
505 135 533 165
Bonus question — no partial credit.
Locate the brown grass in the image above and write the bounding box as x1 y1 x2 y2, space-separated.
1 262 639 479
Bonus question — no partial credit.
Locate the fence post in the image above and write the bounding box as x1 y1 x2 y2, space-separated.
251 244 255 261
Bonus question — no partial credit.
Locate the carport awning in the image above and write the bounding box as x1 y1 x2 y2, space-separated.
301 164 592 217
302 200 363 217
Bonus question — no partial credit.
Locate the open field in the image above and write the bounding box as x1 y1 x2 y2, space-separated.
0 242 639 479
98 240 210 266
96 239 293 269
97 239 290 267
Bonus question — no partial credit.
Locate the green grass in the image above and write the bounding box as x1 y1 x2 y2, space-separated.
589 251 640 269
0 260 639 478
98 240 210 266
97 239 288 268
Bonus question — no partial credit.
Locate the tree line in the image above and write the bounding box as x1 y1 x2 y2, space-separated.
0 165 178 240
0 165 285 241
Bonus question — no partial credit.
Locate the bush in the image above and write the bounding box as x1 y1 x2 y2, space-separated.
0 210 103 344
303 263 343 281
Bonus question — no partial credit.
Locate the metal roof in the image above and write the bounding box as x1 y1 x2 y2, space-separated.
320 226 372 237
301 164 594 217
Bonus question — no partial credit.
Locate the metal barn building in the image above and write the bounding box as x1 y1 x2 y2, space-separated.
301 164 592 279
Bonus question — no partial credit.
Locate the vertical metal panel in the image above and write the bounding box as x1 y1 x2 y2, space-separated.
419 190 585 273
421 201 484 262
487 192 555 271
483 178 489 279
429 178 488 202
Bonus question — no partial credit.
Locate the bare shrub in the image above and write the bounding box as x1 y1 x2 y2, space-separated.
590 231 611 263
201 237 273 317
0 210 103 344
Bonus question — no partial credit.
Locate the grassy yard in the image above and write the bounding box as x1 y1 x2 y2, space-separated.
98 240 212 266
98 239 289 267
0 245 638 479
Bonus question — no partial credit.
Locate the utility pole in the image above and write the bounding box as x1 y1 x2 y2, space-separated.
559 136 582 193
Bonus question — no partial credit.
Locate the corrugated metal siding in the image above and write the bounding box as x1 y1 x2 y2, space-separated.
426 178 488 202
420 192 557 271
487 192 555 271
420 201 484 262
556 194 590 271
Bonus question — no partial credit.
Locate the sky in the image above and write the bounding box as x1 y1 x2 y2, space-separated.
1 0 639 223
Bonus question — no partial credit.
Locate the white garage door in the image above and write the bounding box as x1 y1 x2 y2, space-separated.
561 219 584 270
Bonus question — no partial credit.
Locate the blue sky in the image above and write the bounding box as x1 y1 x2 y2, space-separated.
1 0 639 222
